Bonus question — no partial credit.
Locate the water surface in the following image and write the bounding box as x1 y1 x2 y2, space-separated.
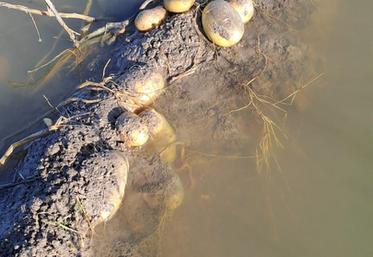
160 1 373 257
0 0 141 179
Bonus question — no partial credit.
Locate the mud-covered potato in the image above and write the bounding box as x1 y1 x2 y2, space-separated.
120 66 165 106
99 152 128 222
135 6 167 32
163 0 195 13
202 0 245 47
139 108 177 164
229 0 254 23
141 173 184 213
82 151 129 224
116 111 149 147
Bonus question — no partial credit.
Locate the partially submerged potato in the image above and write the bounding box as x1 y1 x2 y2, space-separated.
163 0 195 13
229 0 254 23
139 108 177 164
82 151 129 224
116 111 149 147
139 109 176 144
142 173 184 211
119 157 174 237
135 6 167 32
202 0 245 47
99 152 128 222
120 66 165 106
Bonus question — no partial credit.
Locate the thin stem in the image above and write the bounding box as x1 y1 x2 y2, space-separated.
0 1 95 22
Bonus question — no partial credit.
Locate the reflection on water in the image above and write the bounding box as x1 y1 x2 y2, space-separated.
160 1 373 257
0 1 86 144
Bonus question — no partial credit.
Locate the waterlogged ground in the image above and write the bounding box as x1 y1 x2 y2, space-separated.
1 0 373 257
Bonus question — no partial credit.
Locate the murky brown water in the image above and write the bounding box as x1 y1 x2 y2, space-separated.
1 0 373 256
160 1 373 257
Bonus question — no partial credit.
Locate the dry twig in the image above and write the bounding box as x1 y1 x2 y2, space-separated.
0 1 95 22
44 0 79 47
0 117 66 167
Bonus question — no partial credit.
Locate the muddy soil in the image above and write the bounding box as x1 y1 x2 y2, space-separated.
0 1 318 256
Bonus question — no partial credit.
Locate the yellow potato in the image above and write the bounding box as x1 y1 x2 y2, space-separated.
135 6 167 32
229 0 254 23
83 151 129 224
141 173 184 211
139 108 177 164
122 67 165 106
163 0 195 13
135 72 165 105
139 109 175 141
202 0 245 47
101 151 129 222
116 111 149 147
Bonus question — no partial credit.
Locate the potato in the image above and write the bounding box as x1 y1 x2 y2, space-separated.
135 6 167 32
120 66 165 106
139 108 177 164
141 173 184 211
82 151 129 224
229 0 254 23
163 0 195 13
100 152 128 222
134 72 165 106
202 0 245 47
139 108 176 142
116 111 149 147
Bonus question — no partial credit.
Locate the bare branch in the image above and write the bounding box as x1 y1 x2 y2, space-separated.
44 0 79 47
0 1 95 22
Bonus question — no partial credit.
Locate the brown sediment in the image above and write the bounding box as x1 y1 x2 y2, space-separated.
0 0 319 256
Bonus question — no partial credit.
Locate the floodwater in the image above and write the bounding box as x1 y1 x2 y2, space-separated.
1 0 373 257
160 1 373 257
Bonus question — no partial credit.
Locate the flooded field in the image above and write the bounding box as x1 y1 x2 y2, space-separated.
0 0 372 257
159 1 373 257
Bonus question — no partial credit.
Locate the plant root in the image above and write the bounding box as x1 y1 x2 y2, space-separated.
226 72 324 172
